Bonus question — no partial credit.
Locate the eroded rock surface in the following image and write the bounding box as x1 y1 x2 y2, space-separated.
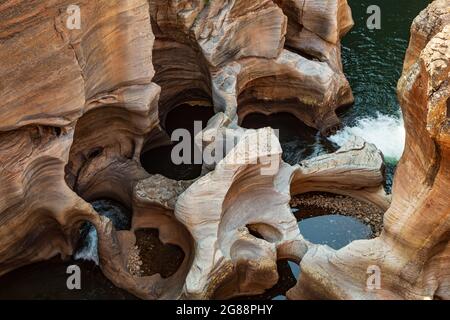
0 0 159 278
288 0 450 300
0 0 448 301
150 0 354 135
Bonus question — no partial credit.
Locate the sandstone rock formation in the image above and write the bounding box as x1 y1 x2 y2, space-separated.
150 0 354 135
288 0 450 300
0 0 159 277
0 0 448 301
179 121 389 299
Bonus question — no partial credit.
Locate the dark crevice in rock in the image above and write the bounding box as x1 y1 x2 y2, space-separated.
28 125 66 144
231 260 298 301
87 147 104 160
246 225 265 240
285 44 321 62
140 104 215 180
425 140 441 187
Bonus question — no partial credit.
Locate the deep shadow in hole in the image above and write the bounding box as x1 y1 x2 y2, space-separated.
141 105 215 180
447 98 450 119
87 147 103 160
246 225 265 240
0 257 138 300
241 113 337 165
90 199 132 231
75 199 132 265
135 228 185 278
246 223 282 243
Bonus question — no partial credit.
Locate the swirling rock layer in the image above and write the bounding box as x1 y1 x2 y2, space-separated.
150 0 354 135
0 0 159 279
0 0 448 301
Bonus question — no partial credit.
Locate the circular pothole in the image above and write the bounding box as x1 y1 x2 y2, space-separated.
140 105 215 180
128 228 185 278
291 192 385 239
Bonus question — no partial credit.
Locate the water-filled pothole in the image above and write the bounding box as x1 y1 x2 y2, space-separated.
128 228 185 278
291 192 384 236
281 192 385 296
235 192 382 300
241 112 337 165
140 104 215 180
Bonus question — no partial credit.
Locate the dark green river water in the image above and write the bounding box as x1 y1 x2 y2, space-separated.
331 0 432 189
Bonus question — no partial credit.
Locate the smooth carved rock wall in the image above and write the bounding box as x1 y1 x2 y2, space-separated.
0 0 160 278
150 0 354 135
0 0 156 131
1 0 447 301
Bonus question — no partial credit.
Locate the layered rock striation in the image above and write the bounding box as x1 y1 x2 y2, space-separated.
150 0 354 135
0 0 448 301
0 0 159 278
288 0 450 300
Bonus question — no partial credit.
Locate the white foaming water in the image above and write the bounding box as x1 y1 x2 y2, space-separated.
74 225 99 265
73 200 130 265
329 113 405 163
